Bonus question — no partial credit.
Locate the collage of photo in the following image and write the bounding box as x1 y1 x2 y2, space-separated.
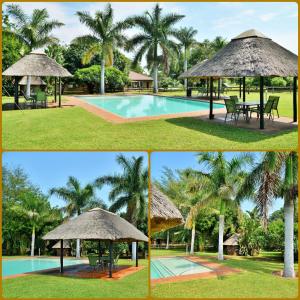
1 1 298 299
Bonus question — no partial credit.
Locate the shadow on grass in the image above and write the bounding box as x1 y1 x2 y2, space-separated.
166 117 298 144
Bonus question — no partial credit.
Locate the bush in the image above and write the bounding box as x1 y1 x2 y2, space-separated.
74 65 129 93
159 76 183 89
270 77 287 87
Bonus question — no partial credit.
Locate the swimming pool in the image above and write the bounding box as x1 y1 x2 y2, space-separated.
151 257 212 279
78 95 224 118
2 258 83 277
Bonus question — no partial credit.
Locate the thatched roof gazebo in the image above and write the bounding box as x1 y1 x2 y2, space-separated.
179 29 298 129
2 52 72 108
19 76 46 86
223 233 240 255
150 186 184 233
43 208 148 278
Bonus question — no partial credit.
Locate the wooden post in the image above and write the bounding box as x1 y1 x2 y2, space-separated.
135 242 138 267
109 241 113 278
98 240 101 263
260 76 264 130
58 77 62 107
217 78 221 99
14 76 20 109
293 77 297 122
242 77 246 102
239 78 242 98
54 78 57 103
60 239 64 273
209 77 214 119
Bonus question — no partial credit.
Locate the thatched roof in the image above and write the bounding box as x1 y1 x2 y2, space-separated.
19 76 46 86
150 186 184 232
3 52 72 77
223 233 240 246
129 71 153 81
179 29 298 78
43 208 148 242
52 240 71 249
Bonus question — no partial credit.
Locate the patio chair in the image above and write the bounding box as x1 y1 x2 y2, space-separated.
269 96 280 118
87 255 99 271
229 95 239 103
224 98 242 123
107 253 120 270
250 98 274 120
197 86 206 96
35 91 47 108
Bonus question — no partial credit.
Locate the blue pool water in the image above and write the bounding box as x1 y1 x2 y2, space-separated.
151 257 212 279
2 258 83 276
78 95 224 118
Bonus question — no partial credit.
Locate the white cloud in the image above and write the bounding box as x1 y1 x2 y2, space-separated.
259 12 279 22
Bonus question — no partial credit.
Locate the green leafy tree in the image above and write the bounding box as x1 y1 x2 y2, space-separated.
74 4 130 94
50 176 95 258
126 4 184 93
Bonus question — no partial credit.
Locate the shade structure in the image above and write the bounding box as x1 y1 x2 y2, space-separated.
43 208 148 242
19 76 46 86
151 186 184 233
129 71 153 81
223 233 240 246
179 29 298 129
52 240 71 249
3 52 72 77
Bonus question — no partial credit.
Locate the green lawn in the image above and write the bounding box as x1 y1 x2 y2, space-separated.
2 92 297 150
151 249 298 298
3 258 149 298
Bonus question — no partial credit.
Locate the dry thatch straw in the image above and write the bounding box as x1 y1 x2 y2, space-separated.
2 52 72 77
19 76 46 85
223 233 240 246
52 240 71 249
179 29 298 78
43 208 148 242
129 71 153 81
151 186 184 233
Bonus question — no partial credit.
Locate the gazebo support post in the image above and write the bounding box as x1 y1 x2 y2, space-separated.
54 78 57 103
242 77 246 102
135 242 138 267
58 77 62 108
259 76 264 130
293 77 297 122
109 241 113 278
14 76 20 109
239 78 242 98
209 77 214 119
60 239 64 273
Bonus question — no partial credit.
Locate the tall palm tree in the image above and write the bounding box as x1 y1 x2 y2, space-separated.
237 152 298 278
126 4 184 93
50 176 95 258
211 36 227 52
5 4 64 97
73 4 130 94
174 27 197 89
197 152 252 260
94 154 148 259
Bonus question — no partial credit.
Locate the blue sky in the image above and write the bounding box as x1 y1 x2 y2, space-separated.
5 1 298 66
151 152 283 214
3 152 148 208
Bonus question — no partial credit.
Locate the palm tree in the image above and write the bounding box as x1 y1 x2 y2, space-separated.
94 154 148 259
197 152 252 260
211 36 227 52
174 27 197 89
237 152 298 278
5 4 64 97
126 4 184 93
50 176 95 258
73 4 130 94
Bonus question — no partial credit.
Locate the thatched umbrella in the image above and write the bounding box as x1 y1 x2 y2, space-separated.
150 186 184 233
2 52 72 108
43 208 148 277
179 29 298 128
19 76 46 86
52 240 71 256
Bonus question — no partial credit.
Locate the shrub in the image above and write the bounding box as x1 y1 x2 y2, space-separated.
270 77 287 87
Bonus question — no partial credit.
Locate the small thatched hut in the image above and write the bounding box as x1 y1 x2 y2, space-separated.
2 52 72 108
52 240 71 256
151 186 184 233
179 29 298 129
223 233 240 255
43 208 148 277
128 71 153 89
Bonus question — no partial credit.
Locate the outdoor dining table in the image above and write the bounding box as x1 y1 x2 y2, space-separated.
236 101 265 122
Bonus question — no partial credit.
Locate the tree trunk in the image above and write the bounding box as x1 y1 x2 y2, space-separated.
132 241 137 260
190 223 196 255
26 76 31 98
184 48 188 90
30 226 35 257
100 59 105 94
153 65 158 93
166 231 169 249
218 215 224 260
76 239 80 259
283 197 295 277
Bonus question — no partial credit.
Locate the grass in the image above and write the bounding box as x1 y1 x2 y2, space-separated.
2 91 297 150
2 258 149 298
151 249 298 298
